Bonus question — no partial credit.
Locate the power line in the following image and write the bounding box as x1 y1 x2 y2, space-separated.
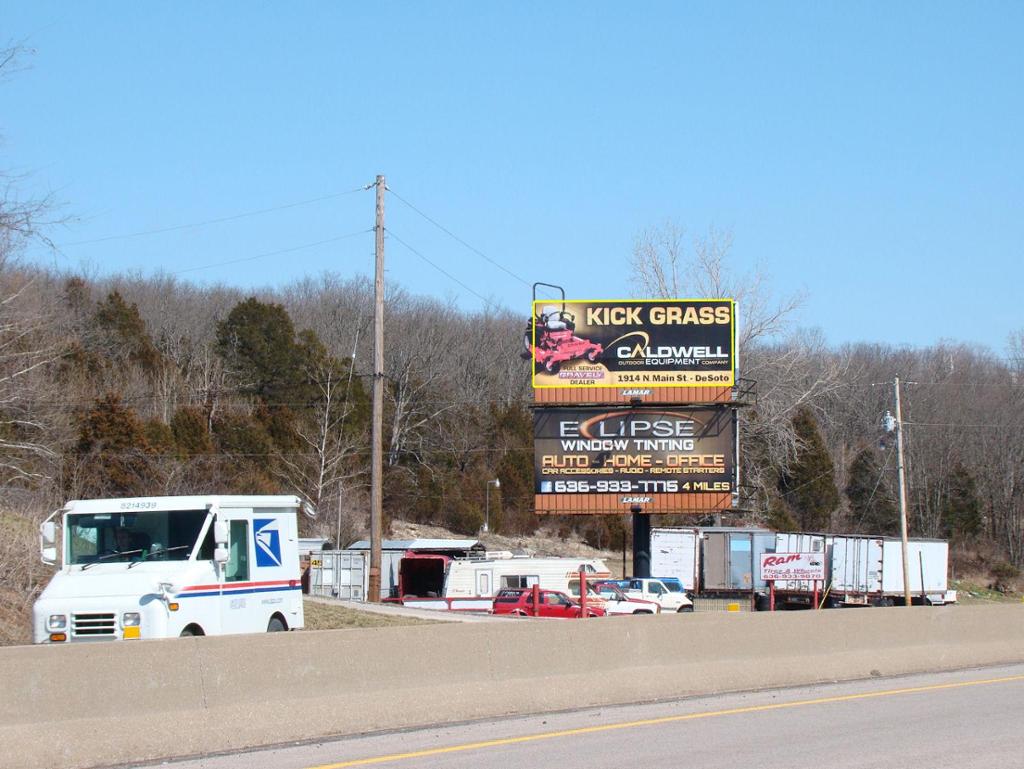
387 187 532 288
171 229 372 275
60 186 371 247
386 229 490 302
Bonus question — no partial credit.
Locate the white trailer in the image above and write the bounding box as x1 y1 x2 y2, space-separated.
770 533 832 596
650 528 700 592
34 495 307 642
768 532 955 607
830 536 955 606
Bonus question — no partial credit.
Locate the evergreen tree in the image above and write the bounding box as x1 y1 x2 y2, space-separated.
73 394 157 496
943 463 982 539
764 490 798 532
215 298 304 406
93 291 163 375
778 408 838 530
845 447 897 535
171 406 213 456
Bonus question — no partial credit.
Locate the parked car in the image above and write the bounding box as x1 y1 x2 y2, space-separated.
653 576 689 596
624 578 694 612
491 588 606 618
591 582 661 615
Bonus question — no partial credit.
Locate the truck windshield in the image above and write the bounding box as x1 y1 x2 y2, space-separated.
67 510 212 565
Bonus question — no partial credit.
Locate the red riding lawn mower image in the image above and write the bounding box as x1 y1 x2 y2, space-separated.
522 282 603 374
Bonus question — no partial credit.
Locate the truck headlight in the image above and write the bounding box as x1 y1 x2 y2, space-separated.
122 612 141 627
47 614 67 631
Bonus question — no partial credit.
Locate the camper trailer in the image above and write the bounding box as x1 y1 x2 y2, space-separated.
398 555 611 611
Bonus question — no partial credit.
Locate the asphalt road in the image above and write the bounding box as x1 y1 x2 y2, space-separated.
153 663 1024 769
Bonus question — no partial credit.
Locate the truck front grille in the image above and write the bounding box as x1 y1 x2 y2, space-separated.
72 612 116 637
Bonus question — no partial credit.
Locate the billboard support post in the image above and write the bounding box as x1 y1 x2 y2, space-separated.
632 509 651 578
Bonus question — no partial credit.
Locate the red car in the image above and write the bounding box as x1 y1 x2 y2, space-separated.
492 588 606 618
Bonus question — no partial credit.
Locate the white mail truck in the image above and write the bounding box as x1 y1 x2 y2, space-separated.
33 495 308 643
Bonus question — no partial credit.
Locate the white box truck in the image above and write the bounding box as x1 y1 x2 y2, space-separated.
34 495 308 643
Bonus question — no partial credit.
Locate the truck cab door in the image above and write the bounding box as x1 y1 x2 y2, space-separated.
218 509 255 634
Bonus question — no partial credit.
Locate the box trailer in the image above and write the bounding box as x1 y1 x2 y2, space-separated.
650 528 700 592
700 528 775 594
830 535 954 606
767 532 955 607
770 532 832 597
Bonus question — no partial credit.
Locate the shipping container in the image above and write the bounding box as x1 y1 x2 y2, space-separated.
308 550 368 600
650 528 700 591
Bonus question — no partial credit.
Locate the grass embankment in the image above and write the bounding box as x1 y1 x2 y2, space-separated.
302 599 438 630
951 580 1023 605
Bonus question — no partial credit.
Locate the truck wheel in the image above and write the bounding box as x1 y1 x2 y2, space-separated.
677 606 694 613
267 616 287 632
634 610 653 615
180 625 204 637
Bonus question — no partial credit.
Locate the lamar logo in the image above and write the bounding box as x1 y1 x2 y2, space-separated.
254 518 282 567
620 496 652 504
621 389 652 396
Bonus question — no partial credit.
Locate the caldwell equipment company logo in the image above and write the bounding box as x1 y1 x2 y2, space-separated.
254 518 282 567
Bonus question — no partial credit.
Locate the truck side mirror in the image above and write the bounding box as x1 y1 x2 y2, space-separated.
40 521 57 565
214 521 228 545
214 545 229 564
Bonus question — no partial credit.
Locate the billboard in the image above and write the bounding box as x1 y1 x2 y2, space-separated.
528 299 735 390
533 406 736 514
759 553 827 582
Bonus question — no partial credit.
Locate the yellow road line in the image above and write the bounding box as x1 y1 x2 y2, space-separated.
308 673 1024 769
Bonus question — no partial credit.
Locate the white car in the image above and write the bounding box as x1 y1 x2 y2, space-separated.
624 578 694 613
591 582 661 615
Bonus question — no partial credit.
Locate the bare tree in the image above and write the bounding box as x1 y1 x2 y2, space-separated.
629 221 841 518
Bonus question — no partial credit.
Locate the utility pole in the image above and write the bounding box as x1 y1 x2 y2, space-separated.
368 175 385 602
894 375 912 607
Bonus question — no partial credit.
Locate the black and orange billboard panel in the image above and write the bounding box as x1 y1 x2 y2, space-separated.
533 406 737 514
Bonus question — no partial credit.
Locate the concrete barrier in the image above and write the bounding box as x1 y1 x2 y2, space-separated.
3 604 1023 769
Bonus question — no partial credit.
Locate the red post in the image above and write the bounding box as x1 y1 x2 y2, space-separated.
769 580 775 612
532 583 540 617
813 580 819 610
579 569 588 619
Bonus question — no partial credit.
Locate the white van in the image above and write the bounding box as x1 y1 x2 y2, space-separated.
33 495 307 643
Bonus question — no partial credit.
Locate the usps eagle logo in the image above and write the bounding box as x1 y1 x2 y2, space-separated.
254 518 282 567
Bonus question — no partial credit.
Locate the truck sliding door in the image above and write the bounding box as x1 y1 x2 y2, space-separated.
220 509 255 634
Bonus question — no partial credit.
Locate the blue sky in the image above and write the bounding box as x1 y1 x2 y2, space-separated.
3 3 1022 349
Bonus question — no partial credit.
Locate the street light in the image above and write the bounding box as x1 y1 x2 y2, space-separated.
483 478 500 534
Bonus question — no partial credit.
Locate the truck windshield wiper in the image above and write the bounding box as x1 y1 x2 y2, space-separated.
81 548 144 571
132 544 192 564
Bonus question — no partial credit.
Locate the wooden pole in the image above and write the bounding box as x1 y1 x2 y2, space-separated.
368 175 385 602
894 375 912 607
